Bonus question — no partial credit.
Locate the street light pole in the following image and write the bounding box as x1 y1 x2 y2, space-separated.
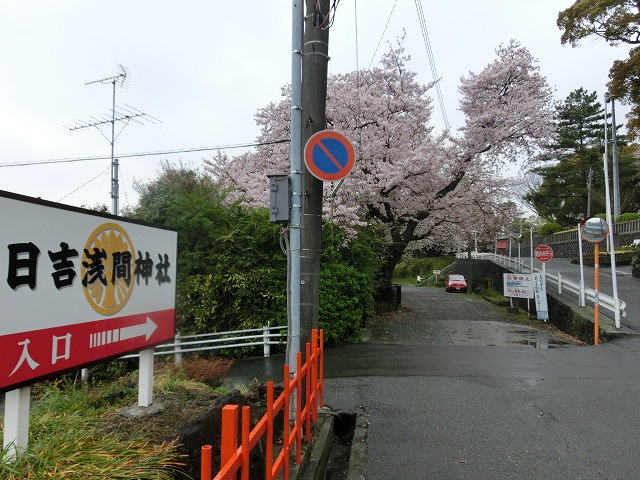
605 92 621 219
603 97 621 328
287 0 304 372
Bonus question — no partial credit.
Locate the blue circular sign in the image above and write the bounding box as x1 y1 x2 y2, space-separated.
304 130 355 181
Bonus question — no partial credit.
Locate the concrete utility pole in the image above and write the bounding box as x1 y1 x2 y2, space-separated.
300 0 330 353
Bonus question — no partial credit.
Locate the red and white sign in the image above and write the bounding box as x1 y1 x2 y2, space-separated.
534 245 554 263
0 191 177 392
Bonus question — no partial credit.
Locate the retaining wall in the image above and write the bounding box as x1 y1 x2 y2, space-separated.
514 218 640 258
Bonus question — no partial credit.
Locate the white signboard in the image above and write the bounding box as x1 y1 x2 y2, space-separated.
0 191 178 391
503 273 533 299
532 273 549 321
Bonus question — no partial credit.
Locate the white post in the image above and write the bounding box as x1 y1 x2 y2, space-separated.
529 227 534 273
578 223 586 307
174 332 182 367
263 325 270 358
138 348 154 407
603 159 621 328
287 0 303 375
557 273 562 295
3 386 31 461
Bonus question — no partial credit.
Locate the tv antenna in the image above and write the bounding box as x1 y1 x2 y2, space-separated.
67 64 159 214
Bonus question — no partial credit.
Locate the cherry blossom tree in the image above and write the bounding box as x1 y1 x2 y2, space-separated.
206 39 556 282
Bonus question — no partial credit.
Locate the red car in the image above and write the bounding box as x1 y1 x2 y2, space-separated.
445 274 467 293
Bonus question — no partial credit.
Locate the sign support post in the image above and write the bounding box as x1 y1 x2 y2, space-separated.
580 217 609 345
138 348 155 407
594 240 601 345
3 386 30 461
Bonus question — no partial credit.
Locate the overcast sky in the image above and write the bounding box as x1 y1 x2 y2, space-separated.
0 1 632 212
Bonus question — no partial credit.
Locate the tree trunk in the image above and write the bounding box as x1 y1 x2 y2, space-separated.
381 220 419 283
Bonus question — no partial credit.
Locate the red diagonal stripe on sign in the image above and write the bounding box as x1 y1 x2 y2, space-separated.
317 141 343 170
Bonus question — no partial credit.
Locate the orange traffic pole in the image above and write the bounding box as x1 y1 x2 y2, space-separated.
594 241 600 345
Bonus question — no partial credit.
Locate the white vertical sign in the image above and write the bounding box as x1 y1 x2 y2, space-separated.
533 273 549 321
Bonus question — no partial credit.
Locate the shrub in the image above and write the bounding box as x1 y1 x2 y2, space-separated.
616 212 640 222
538 221 563 235
319 261 369 344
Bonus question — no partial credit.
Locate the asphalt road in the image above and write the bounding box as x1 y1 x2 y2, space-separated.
322 287 640 480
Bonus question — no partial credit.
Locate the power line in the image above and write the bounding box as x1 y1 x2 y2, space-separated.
415 0 450 131
0 139 290 168
57 170 107 202
368 0 398 70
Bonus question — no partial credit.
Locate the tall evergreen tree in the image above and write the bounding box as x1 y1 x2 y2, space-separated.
526 89 604 224
558 1 640 138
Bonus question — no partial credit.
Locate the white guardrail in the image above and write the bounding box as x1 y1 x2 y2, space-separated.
458 252 627 319
122 325 287 364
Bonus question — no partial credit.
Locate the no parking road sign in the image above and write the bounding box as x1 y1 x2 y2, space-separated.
304 130 355 182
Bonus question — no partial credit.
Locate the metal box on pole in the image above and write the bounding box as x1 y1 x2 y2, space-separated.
268 174 290 223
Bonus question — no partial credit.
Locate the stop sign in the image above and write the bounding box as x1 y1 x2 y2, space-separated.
534 244 554 262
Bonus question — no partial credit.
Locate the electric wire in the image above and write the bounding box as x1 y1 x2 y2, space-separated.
368 0 398 70
0 139 290 168
57 170 107 202
415 0 450 131
324 0 341 29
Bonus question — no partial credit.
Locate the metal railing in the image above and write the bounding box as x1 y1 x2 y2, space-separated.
423 262 457 285
122 325 287 364
461 252 626 318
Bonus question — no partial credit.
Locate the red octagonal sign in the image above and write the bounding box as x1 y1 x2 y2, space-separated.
534 244 554 263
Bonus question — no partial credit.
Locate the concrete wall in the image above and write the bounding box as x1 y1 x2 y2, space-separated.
512 219 640 258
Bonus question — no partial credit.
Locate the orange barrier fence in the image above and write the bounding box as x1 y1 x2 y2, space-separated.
201 329 324 480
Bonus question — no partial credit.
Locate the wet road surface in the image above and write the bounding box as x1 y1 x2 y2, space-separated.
222 286 640 478
364 286 573 349
322 287 640 479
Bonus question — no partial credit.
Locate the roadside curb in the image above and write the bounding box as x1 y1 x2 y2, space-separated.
346 409 368 480
293 409 334 480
